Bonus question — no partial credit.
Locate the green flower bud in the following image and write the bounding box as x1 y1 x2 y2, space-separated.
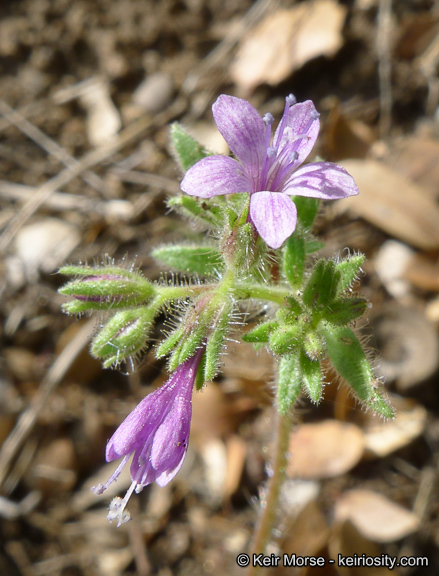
91 306 156 368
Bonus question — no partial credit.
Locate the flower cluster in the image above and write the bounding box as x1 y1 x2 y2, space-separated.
57 93 392 530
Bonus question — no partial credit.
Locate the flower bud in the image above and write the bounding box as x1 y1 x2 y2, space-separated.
91 306 156 368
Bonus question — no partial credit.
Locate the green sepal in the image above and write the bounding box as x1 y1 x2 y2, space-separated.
303 330 325 361
321 297 368 326
283 230 305 290
91 306 156 367
155 326 185 359
321 324 390 416
195 351 206 390
152 244 225 276
292 196 320 230
278 354 302 415
269 324 303 355
167 196 223 228
335 254 365 295
204 301 231 381
276 296 303 322
170 123 209 171
169 326 205 371
303 260 341 309
300 351 322 404
242 321 278 344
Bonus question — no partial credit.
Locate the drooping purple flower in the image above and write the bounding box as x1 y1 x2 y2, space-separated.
92 349 203 526
181 94 359 249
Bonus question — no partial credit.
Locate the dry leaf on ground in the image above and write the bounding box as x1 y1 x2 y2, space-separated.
334 489 420 543
338 159 439 250
231 0 347 93
288 420 365 479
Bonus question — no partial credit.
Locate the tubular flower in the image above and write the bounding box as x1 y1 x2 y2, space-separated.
181 94 359 249
92 349 204 526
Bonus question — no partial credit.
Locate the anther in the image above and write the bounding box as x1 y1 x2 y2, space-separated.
263 113 274 126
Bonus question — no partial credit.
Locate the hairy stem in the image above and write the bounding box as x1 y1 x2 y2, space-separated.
247 406 292 574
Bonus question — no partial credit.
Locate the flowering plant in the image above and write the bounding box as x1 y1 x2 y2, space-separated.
59 94 393 548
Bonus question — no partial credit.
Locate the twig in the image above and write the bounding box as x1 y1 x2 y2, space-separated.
0 97 186 253
377 0 393 140
0 98 104 193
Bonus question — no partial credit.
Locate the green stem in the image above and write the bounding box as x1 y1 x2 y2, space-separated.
247 406 292 575
234 283 290 305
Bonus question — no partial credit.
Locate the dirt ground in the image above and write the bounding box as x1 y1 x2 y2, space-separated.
0 0 438 575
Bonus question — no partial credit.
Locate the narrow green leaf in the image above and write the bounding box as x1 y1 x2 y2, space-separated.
170 123 209 171
283 230 305 290
300 351 322 404
335 254 365 295
167 196 223 228
321 297 368 326
303 260 340 308
152 244 225 276
278 354 302 414
321 324 374 403
242 321 278 343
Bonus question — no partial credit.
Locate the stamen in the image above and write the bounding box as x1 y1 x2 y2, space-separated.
259 113 275 190
91 454 131 495
107 480 138 527
273 96 294 148
286 94 296 106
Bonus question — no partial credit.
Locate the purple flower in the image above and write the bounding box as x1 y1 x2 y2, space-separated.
181 94 359 249
92 349 203 526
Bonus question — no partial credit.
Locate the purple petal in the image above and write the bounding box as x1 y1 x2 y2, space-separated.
181 155 251 198
105 386 172 461
283 162 359 199
274 101 320 170
150 397 191 476
250 192 297 249
212 95 266 188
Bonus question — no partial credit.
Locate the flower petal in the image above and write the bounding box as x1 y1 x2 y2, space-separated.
274 101 320 170
181 155 251 198
250 192 297 249
150 396 191 473
105 386 171 461
212 95 266 187
283 162 360 199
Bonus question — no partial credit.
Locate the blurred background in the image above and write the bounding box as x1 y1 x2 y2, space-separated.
0 0 438 574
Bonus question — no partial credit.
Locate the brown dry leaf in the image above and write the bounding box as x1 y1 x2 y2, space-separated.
324 102 375 161
339 160 439 250
279 500 330 575
404 253 439 291
231 0 347 93
334 490 420 543
363 401 427 458
389 135 439 198
287 420 365 479
329 520 396 576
